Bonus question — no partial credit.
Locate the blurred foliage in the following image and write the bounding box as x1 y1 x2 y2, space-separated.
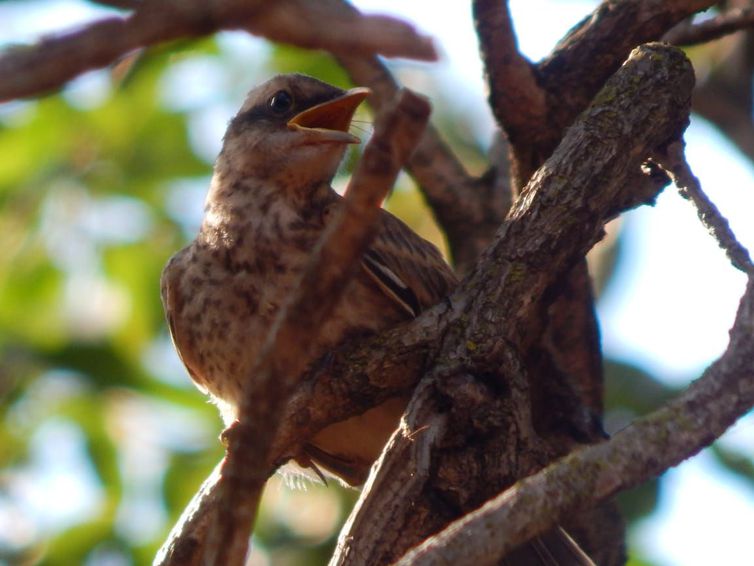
0 30 232 565
1 3 754 566
0 25 398 566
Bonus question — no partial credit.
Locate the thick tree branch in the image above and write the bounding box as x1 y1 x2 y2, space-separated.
0 0 435 102
462 42 692 335
538 0 713 137
665 6 754 45
490 12 717 549
396 273 754 566
485 0 699 446
331 43 694 565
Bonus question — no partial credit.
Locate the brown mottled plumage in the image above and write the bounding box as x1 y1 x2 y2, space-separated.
161 74 457 486
161 74 596 566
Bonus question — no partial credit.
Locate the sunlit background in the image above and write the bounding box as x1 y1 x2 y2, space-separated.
1 1 753 565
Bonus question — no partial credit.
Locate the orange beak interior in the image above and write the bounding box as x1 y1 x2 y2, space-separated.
287 87 371 133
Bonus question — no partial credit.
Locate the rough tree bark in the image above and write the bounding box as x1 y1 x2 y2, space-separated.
3 1 754 565
330 41 695 566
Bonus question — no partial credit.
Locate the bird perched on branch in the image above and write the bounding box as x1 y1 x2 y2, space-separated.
161 73 595 566
161 73 457 486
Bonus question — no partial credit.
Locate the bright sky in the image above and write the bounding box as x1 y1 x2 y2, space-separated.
2 1 754 565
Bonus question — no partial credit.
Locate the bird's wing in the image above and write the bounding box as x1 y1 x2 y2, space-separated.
302 202 457 487
160 252 208 393
362 208 458 317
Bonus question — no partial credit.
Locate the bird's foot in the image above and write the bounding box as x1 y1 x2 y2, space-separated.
220 419 242 448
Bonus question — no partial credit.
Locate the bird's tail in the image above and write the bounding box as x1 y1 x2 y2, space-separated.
503 527 596 566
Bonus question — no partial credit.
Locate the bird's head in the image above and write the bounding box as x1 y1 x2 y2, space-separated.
216 74 370 196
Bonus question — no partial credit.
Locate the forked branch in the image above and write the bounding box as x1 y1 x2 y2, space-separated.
396 273 754 565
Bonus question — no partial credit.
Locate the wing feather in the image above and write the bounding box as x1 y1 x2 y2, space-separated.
361 208 457 317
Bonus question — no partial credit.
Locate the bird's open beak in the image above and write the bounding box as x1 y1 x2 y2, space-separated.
287 87 371 144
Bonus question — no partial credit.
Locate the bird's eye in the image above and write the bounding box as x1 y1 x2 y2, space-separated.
268 90 293 114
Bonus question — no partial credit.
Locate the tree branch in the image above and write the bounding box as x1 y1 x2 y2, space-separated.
463 41 692 334
331 42 694 565
0 0 435 102
335 53 507 271
536 0 714 156
396 273 754 566
472 0 547 147
657 141 754 275
272 306 447 462
248 0 436 61
492 4 715 475
153 461 222 566
665 6 754 45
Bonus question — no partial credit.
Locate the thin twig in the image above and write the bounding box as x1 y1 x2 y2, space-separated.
395 276 754 566
665 7 754 46
657 141 754 275
203 89 431 566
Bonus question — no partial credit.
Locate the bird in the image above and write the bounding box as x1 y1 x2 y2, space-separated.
160 73 457 486
160 73 595 566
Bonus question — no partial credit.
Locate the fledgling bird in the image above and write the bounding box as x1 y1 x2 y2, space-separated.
161 73 457 486
161 73 595 566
